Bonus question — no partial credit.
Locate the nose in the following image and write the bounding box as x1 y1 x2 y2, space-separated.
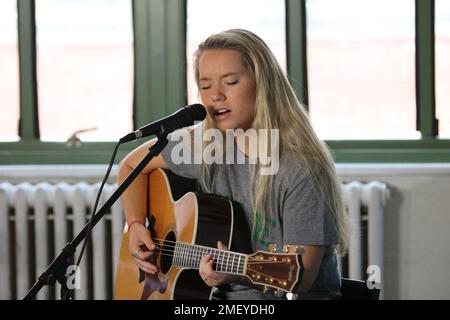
212 93 225 102
211 86 225 102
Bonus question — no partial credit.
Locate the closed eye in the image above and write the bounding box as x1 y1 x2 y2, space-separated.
226 80 238 86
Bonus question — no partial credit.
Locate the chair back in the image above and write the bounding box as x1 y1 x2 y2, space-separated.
341 278 380 300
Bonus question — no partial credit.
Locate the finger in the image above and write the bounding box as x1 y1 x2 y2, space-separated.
217 241 228 250
206 259 215 272
129 242 139 254
138 250 153 260
143 237 155 251
199 255 213 275
137 260 157 274
141 259 157 272
129 240 152 256
130 246 142 258
201 254 212 264
137 264 156 275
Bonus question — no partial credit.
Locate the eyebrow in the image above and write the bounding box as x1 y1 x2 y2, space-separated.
199 72 240 81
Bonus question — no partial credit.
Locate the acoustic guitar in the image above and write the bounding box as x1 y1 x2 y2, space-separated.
114 168 303 300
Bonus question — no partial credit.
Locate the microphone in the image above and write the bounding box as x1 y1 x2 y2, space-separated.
120 103 206 143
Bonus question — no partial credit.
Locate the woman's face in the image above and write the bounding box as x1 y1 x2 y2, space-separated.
197 49 256 132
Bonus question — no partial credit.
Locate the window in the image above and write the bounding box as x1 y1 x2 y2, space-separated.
436 0 450 138
306 0 418 140
35 0 134 142
186 0 286 104
0 0 19 141
1 1 448 164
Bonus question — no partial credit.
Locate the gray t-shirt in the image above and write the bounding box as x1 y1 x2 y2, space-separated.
160 130 342 300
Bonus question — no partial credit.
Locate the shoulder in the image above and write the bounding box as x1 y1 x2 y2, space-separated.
277 149 312 187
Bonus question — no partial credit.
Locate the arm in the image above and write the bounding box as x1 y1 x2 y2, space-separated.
281 169 338 296
295 245 325 293
118 138 169 274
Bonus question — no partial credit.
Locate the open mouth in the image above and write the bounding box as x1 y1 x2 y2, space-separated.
214 108 231 117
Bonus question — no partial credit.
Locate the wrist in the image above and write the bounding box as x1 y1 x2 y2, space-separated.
127 219 145 231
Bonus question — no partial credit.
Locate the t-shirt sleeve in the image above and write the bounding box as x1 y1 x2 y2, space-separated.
282 170 339 246
160 128 201 180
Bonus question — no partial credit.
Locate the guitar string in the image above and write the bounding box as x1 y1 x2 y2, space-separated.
150 244 278 264
139 245 245 274
138 245 291 273
151 240 242 264
137 245 289 283
150 237 249 263
145 242 245 269
147 237 285 263
150 240 288 264
156 243 245 271
136 242 293 283
139 245 288 284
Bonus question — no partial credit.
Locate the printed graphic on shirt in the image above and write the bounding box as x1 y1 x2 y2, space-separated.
252 213 276 250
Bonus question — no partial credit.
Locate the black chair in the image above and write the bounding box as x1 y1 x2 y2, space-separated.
341 278 380 300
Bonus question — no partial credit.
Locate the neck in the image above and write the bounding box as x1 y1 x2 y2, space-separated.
234 133 253 157
173 241 247 275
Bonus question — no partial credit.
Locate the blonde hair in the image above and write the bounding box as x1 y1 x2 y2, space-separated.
193 29 351 254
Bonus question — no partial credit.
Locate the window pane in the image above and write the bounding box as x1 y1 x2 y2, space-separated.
0 0 20 141
186 0 286 104
307 0 418 140
36 0 133 142
436 0 450 138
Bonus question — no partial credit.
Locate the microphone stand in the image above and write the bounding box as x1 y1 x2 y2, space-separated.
23 134 169 300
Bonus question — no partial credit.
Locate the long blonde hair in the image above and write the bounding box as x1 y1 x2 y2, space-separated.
193 29 350 254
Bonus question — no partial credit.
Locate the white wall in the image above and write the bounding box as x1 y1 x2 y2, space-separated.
337 164 450 299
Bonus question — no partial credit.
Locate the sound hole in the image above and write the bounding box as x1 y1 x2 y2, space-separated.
160 231 175 274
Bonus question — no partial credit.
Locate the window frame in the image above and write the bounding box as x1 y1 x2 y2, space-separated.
1 0 449 164
0 0 186 164
286 0 449 163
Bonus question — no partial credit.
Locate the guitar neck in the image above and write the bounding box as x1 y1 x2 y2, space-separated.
172 242 247 275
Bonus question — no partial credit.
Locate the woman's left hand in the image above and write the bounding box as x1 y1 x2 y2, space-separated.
199 241 241 287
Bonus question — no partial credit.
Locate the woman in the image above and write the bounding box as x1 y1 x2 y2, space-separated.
118 29 351 299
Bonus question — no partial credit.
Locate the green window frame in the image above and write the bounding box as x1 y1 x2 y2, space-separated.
287 0 449 163
1 0 448 164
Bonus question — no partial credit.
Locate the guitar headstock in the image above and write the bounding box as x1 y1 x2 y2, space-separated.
244 244 303 298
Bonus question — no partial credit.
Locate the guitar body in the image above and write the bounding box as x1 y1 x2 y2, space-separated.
114 168 236 300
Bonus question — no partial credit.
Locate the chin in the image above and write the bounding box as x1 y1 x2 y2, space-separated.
214 122 234 132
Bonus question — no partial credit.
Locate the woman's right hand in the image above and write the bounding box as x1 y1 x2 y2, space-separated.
128 223 158 274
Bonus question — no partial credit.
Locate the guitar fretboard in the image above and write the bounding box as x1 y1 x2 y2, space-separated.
172 242 246 275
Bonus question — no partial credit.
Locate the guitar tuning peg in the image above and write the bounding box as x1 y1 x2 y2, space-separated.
286 292 299 300
263 286 269 294
268 244 277 252
283 244 290 253
297 246 305 254
292 245 304 254
274 289 284 298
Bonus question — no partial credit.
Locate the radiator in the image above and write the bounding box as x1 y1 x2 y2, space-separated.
0 182 124 300
0 174 389 300
340 181 390 299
